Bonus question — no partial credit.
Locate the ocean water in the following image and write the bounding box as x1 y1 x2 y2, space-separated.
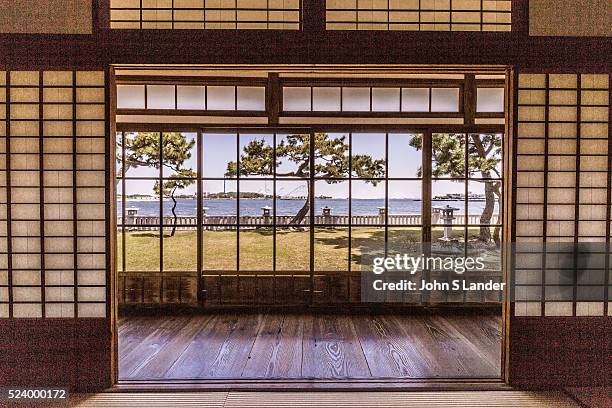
117 198 488 217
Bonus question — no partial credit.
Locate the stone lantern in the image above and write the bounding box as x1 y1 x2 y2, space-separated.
434 205 459 242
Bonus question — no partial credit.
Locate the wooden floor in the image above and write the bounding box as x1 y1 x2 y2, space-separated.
118 310 502 381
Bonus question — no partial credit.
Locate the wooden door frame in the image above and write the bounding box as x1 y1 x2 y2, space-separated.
109 66 514 388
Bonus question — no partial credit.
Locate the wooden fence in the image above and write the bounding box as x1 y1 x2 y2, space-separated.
118 213 499 230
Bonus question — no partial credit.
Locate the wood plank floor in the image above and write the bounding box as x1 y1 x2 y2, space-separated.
118 311 502 380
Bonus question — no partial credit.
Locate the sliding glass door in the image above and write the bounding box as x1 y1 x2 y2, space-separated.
201 129 313 305
116 128 504 307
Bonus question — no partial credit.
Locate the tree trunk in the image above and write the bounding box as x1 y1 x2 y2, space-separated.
493 189 502 246
479 181 496 242
170 193 178 237
289 184 310 225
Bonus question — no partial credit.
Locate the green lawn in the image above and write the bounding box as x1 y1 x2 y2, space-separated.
117 227 500 272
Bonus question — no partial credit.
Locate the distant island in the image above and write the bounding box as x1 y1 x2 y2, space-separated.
119 192 335 200
433 193 498 202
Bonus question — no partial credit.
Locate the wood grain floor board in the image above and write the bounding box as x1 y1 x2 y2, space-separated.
241 313 304 378
134 315 215 379
164 314 237 379
120 316 192 378
387 314 455 377
206 313 264 378
352 314 432 378
428 314 499 378
419 313 490 377
301 314 371 379
440 314 502 372
119 311 502 381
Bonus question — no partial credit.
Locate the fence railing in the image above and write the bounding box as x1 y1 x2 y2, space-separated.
117 213 499 230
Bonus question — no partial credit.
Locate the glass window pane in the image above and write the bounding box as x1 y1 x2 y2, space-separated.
162 177 197 219
117 85 145 109
402 88 430 112
431 88 460 112
239 133 274 178
313 87 341 111
239 227 273 271
388 227 423 258
351 180 385 225
477 88 505 112
116 132 124 178
123 132 161 178
161 132 197 178
342 87 370 111
468 133 503 179
277 180 309 225
116 227 124 272
315 132 349 178
177 86 205 110
207 86 235 110
239 180 273 218
372 88 400 112
203 227 237 271
125 227 160 271
432 180 466 225
432 133 466 178
315 227 348 271
237 86 266 111
276 133 310 178
388 180 422 225
163 227 197 271
351 133 385 179
351 227 385 271
283 87 311 111
468 180 502 227
276 227 310 271
388 133 422 178
315 180 349 224
147 85 175 109
124 180 160 220
203 180 237 222
203 133 237 178
431 225 466 249
204 182 237 229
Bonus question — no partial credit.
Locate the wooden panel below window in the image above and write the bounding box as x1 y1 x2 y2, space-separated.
509 317 612 386
0 318 111 391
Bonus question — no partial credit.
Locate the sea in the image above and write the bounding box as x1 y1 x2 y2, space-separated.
117 198 488 217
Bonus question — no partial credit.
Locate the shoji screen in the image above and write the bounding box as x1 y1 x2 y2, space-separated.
0 71 107 319
110 0 301 29
515 73 610 317
326 0 512 31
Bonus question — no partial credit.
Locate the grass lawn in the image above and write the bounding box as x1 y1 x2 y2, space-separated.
117 227 500 272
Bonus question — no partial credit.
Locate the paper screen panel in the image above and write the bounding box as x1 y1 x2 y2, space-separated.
110 0 301 30
515 73 610 317
326 0 511 31
2 71 107 319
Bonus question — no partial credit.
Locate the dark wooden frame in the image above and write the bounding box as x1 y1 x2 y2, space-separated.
111 66 510 388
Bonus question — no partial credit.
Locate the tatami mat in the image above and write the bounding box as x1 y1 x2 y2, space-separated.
41 391 582 408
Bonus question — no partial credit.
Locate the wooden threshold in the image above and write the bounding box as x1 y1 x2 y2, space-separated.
113 378 510 392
